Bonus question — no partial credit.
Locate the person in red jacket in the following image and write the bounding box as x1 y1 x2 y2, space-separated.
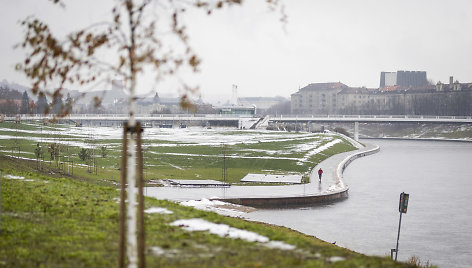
318 168 323 182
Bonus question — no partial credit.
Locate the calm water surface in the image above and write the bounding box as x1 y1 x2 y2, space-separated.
245 139 472 268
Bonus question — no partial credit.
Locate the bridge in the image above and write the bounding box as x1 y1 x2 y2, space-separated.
5 114 472 124
4 113 472 142
268 114 472 124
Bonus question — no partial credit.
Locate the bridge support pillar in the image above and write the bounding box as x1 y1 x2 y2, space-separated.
354 121 359 141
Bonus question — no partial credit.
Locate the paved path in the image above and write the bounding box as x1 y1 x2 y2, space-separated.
144 142 378 202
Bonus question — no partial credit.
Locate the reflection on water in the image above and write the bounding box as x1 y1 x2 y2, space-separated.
245 139 472 268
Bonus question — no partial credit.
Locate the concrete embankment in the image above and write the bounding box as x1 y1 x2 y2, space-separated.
362 136 472 143
219 143 380 208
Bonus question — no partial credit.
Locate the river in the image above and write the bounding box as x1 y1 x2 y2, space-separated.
244 139 472 268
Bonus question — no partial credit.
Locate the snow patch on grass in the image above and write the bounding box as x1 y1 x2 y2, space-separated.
150 151 300 161
298 139 342 164
144 207 173 214
265 241 296 250
328 256 346 262
172 218 268 242
171 218 295 250
3 174 35 182
180 198 252 217
4 175 26 180
160 161 184 170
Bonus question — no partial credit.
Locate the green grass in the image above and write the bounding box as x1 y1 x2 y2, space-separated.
0 122 42 131
0 161 419 267
0 122 357 184
142 139 355 183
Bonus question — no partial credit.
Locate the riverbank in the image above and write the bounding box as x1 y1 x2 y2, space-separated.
0 157 415 267
246 139 472 268
321 122 472 142
361 136 472 143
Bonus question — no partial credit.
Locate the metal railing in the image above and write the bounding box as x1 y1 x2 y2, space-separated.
5 113 472 123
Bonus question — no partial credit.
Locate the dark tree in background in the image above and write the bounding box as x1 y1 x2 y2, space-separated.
20 91 30 114
265 99 291 115
36 93 48 114
52 94 64 115
64 93 73 114
0 85 21 115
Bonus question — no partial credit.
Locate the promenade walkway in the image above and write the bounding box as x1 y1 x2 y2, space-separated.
144 141 379 207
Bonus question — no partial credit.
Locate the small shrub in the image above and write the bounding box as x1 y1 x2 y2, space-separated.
34 143 43 159
48 143 61 160
78 148 90 162
408 255 433 268
100 146 107 158
334 127 351 137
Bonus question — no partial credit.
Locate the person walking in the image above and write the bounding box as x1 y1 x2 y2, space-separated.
318 168 323 182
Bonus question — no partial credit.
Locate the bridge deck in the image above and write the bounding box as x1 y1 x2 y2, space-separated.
5 114 472 124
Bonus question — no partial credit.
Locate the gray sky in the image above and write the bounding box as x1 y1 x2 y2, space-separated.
1 0 472 103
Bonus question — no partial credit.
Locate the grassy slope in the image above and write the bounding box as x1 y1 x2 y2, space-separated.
0 158 416 268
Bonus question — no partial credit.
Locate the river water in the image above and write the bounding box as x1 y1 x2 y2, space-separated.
245 139 472 268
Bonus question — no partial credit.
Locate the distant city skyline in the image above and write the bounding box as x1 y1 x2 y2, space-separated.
1 0 472 103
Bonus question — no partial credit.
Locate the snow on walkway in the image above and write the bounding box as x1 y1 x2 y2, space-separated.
240 174 302 184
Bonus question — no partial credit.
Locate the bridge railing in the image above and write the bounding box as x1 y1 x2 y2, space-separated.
269 114 472 120
5 113 472 122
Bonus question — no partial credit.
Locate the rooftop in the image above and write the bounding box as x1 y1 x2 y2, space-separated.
299 82 348 92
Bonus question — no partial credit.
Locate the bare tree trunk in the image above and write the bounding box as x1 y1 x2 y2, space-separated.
126 2 139 266
126 78 138 268
119 124 128 268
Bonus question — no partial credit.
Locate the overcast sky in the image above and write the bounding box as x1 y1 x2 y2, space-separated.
2 0 472 103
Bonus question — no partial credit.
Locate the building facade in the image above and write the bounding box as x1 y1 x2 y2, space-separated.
291 78 472 116
380 70 428 88
290 83 348 114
